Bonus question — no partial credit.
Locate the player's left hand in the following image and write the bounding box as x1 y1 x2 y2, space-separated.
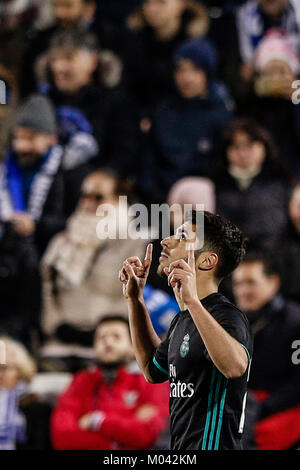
164 245 198 306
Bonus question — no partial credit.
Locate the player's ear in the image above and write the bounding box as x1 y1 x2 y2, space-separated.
197 252 218 271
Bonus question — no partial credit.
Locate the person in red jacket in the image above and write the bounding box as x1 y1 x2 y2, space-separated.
51 315 169 450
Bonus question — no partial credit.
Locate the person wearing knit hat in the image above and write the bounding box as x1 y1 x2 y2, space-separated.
173 38 218 99
15 94 58 136
136 37 233 203
12 94 58 169
254 29 300 99
248 28 300 176
174 38 218 79
0 93 65 254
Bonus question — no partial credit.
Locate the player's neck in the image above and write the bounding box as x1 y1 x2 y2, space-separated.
196 277 218 302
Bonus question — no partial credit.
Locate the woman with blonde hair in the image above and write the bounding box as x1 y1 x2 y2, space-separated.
0 336 36 450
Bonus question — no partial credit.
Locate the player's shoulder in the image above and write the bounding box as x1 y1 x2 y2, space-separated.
209 293 250 326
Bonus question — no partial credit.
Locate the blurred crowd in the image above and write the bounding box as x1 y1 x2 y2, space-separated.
0 0 300 451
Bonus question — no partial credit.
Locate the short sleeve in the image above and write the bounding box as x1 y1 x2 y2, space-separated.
210 303 253 363
148 314 179 383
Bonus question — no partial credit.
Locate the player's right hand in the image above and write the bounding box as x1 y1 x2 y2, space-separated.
119 243 153 299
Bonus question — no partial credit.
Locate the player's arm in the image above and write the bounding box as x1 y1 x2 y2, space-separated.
119 244 162 383
167 247 248 379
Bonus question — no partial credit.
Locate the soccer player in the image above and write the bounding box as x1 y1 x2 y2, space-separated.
119 210 253 450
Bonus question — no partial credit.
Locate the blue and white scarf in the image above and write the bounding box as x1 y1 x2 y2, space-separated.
0 145 63 222
56 106 99 170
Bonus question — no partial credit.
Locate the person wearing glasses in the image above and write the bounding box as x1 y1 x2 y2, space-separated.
39 169 146 372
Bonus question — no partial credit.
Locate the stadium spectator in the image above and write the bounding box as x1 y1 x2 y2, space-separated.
39 170 146 372
266 182 300 304
0 94 66 256
237 0 300 66
136 38 233 204
124 0 210 109
44 30 138 215
222 0 300 110
51 315 169 449
249 30 300 174
20 0 124 96
232 252 300 450
147 176 216 296
214 118 291 249
0 336 36 450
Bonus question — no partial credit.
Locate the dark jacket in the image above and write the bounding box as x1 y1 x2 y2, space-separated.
46 84 139 214
0 147 66 256
137 83 233 204
266 222 300 305
214 166 290 249
124 1 210 109
244 294 300 449
0 222 41 348
248 96 300 176
247 294 300 419
35 167 66 255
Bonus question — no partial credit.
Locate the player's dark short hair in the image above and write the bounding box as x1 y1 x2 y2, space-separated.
95 315 131 336
185 210 247 281
239 251 279 277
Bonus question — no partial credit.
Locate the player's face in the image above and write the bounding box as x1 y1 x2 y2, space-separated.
232 262 280 312
157 221 198 276
94 321 133 366
289 185 300 233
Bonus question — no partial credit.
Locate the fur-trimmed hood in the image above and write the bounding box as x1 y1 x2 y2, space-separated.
126 0 210 40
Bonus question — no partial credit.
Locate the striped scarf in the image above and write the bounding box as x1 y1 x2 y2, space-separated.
0 145 63 222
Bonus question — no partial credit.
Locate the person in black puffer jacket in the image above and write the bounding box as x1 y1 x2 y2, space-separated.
214 117 292 250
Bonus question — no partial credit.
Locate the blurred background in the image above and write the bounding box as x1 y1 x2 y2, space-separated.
0 0 300 451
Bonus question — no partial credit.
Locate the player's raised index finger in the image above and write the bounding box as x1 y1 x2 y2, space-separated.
144 243 153 263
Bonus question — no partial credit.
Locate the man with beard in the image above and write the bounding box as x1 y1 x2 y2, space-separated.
51 315 169 450
0 93 66 256
232 252 300 450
